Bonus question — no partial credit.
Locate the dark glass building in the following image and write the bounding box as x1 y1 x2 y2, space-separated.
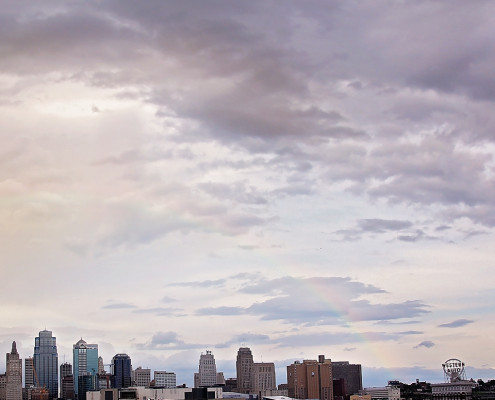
34 330 59 400
111 354 132 389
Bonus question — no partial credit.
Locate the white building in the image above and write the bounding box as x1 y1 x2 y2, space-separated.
361 385 400 400
431 381 478 399
196 351 217 387
153 371 176 388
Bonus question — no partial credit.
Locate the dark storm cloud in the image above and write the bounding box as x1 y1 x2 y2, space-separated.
438 319 474 328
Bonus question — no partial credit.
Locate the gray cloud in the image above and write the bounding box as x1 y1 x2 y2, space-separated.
414 340 435 349
438 319 475 328
358 219 413 233
334 218 415 241
101 303 136 309
215 333 271 349
168 279 226 288
196 276 429 325
132 307 180 317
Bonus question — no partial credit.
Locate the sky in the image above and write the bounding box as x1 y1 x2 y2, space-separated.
1 0 495 389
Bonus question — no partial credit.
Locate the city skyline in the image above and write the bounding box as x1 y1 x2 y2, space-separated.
0 333 488 390
1 0 495 390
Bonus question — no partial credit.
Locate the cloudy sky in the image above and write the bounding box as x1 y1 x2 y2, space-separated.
1 0 495 388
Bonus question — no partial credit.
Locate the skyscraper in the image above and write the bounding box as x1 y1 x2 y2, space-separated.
73 339 98 399
196 351 217 387
33 330 58 400
236 348 253 394
6 341 22 400
111 354 132 389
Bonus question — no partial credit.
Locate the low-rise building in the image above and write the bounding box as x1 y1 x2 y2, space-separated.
361 385 400 400
87 386 222 400
431 381 478 400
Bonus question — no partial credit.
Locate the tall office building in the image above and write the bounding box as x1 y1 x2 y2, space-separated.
196 351 217 387
60 363 74 400
6 342 22 400
73 339 98 399
33 330 58 400
236 348 253 394
153 371 176 388
250 363 276 395
332 361 362 396
287 355 333 400
24 358 34 389
111 354 132 389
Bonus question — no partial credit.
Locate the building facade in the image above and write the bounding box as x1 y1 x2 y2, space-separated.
236 348 253 394
73 339 98 399
60 367 74 400
287 355 333 400
332 361 363 396
24 358 34 389
6 342 22 400
111 354 132 389
361 385 400 400
431 381 478 400
251 362 276 398
33 330 58 400
153 371 176 388
196 351 217 388
1 374 7 400
133 368 150 388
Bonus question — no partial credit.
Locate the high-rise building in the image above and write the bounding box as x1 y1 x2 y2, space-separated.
287 355 333 400
33 330 58 400
195 351 217 388
251 362 276 396
132 368 150 388
236 348 253 394
73 339 98 399
153 371 176 388
60 363 74 400
6 342 22 400
24 358 34 389
111 354 132 389
332 361 362 396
